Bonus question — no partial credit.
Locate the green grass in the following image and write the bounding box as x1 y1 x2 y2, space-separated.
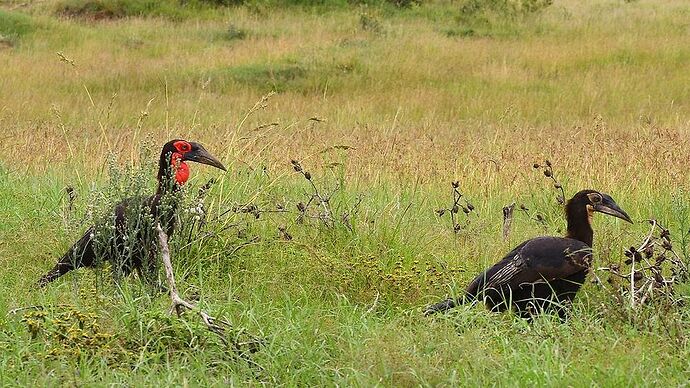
1 0 690 385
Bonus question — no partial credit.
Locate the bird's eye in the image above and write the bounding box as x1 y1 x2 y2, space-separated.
588 193 602 203
174 141 191 153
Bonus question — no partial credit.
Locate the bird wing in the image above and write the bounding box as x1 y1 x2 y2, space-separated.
467 237 592 296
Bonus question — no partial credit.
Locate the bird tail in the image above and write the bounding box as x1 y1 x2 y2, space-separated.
38 265 68 288
38 228 96 287
424 272 486 316
424 293 475 316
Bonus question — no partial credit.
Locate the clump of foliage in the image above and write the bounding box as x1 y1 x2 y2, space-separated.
196 0 244 6
0 10 35 47
54 0 213 21
222 23 248 41
19 287 131 366
447 0 553 38
359 7 383 33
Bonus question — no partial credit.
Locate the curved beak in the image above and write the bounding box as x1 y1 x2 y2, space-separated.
183 142 227 171
594 196 633 224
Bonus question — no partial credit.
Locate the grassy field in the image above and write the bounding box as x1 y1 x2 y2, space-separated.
1 0 689 385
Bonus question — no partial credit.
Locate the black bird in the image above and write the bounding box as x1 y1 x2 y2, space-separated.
38 140 226 286
425 190 632 320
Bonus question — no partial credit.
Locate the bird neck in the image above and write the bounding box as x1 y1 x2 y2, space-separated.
565 203 594 247
156 153 189 195
154 168 183 231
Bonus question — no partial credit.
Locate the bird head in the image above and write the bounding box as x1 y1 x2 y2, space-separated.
159 140 226 185
568 189 633 224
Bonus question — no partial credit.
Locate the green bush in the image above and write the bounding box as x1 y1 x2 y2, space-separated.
0 10 35 45
448 0 553 38
196 0 244 5
54 0 211 21
459 0 552 21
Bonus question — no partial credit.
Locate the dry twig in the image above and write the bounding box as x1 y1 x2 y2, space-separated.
156 224 264 361
595 219 689 310
435 181 476 234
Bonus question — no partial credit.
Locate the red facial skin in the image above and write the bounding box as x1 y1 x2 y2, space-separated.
171 141 192 185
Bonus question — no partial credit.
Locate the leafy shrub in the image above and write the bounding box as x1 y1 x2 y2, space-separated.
359 9 383 33
222 23 248 41
459 0 552 18
196 0 244 5
0 10 35 46
383 0 421 8
54 0 205 21
20 303 131 365
450 0 553 38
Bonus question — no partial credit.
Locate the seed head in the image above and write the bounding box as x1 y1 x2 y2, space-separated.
643 246 654 258
533 163 540 169
452 181 459 188
543 169 552 177
654 272 664 284
655 255 666 265
304 171 312 180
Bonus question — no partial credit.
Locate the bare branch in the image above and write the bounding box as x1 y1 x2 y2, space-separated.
156 223 264 359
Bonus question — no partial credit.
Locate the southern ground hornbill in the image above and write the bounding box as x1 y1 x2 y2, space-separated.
38 140 226 287
425 190 633 320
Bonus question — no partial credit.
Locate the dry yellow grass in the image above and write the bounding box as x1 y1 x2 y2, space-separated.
1 1 690 385
1 0 688 187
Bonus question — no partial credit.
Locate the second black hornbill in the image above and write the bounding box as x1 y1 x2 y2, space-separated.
425 190 632 319
38 140 226 286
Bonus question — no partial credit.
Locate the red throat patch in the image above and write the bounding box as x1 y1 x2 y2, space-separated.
171 152 190 185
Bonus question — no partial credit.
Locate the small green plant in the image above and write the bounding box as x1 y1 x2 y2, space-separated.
223 23 248 41
20 303 130 365
384 0 421 8
359 7 383 33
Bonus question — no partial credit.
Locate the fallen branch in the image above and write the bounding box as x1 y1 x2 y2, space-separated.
156 224 264 360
